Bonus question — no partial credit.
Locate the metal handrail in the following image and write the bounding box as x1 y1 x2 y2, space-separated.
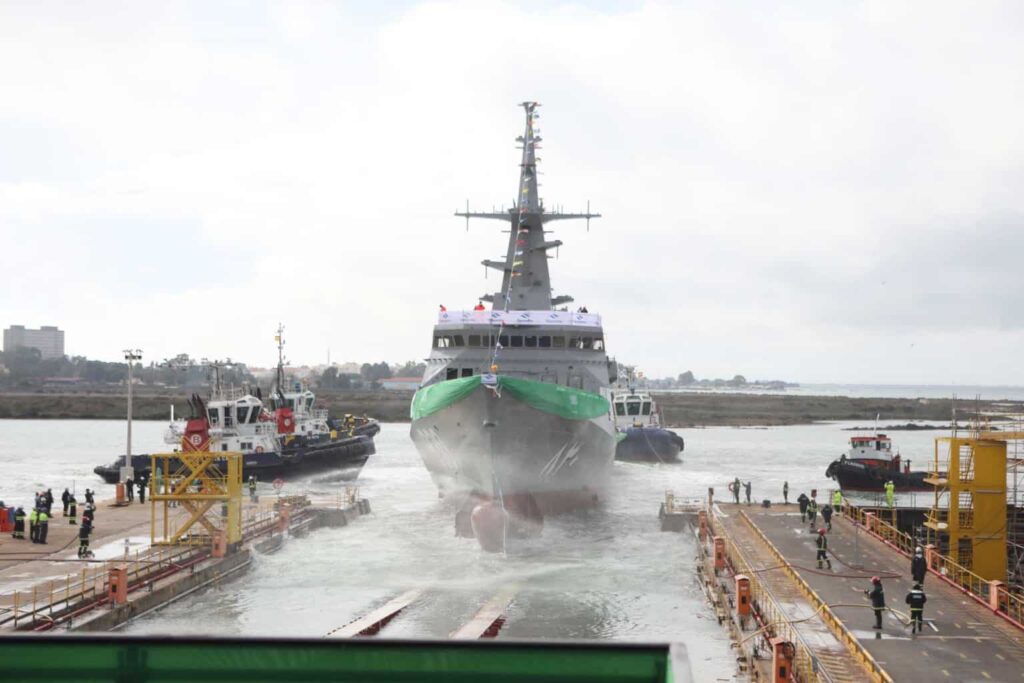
840 499 1024 629
737 510 893 683
707 510 833 683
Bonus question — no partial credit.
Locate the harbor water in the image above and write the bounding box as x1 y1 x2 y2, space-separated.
1 420 945 680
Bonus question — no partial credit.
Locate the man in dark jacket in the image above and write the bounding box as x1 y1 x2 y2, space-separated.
797 493 809 522
864 577 886 629
911 546 927 585
821 503 833 531
44 489 54 515
84 489 95 506
137 476 146 504
78 517 94 558
905 583 926 633
125 476 134 502
743 481 752 505
13 506 25 539
61 488 71 515
815 528 832 569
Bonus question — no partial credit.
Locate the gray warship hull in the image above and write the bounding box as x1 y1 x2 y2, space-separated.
410 384 616 514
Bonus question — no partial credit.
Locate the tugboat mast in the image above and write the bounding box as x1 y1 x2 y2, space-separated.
274 323 287 395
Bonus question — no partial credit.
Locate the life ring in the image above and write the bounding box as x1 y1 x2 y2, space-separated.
272 478 284 491
255 446 264 453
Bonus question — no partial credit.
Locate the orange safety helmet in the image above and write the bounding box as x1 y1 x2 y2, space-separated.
871 576 881 584
818 528 826 535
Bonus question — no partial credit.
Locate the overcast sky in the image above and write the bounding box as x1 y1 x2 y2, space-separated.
2 1 1023 384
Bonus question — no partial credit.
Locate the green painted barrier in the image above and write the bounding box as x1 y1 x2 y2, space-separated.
0 636 691 682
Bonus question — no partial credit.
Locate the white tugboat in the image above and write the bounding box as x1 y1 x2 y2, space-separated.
94 329 379 484
610 373 684 463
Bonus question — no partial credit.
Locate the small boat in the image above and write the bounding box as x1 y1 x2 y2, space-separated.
611 388 684 464
825 433 929 492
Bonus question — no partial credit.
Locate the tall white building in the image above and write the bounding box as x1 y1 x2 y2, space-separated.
3 325 65 359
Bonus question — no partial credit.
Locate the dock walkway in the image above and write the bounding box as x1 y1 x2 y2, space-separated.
718 503 1024 681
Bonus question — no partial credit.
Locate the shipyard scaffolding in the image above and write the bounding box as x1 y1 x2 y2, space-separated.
150 450 243 556
924 404 1024 588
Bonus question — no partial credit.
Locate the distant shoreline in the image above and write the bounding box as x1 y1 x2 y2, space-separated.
0 390 1014 427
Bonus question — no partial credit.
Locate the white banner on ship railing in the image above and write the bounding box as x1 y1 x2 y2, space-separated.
437 310 602 327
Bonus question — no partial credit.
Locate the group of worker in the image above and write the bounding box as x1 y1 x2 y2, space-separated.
728 477 753 504
862 547 928 632
7 486 97 557
121 474 149 504
781 484 931 633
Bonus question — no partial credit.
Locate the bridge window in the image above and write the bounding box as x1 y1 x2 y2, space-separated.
552 336 566 349
615 403 626 416
446 368 459 380
641 401 651 416
435 336 450 348
468 334 482 347
594 338 605 351
499 334 510 346
510 336 523 347
208 407 220 426
525 335 538 348
237 407 249 424
461 368 473 378
627 400 641 416
452 335 465 347
539 336 551 348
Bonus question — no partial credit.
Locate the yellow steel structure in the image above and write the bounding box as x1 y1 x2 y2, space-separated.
149 451 243 551
924 437 1006 582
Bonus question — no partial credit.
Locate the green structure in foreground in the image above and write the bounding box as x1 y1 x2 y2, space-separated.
1 636 692 682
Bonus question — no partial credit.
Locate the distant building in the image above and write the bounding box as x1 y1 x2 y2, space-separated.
381 377 421 391
3 325 65 359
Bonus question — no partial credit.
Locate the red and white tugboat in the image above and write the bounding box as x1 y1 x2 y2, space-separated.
825 433 929 492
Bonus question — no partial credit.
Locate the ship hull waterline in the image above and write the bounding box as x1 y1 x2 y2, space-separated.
410 381 616 548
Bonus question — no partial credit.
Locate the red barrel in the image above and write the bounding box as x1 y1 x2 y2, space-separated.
0 508 11 532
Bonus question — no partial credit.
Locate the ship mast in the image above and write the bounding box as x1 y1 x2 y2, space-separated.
457 102 601 311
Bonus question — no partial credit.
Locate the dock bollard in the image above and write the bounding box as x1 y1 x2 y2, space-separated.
115 483 126 506
108 566 128 605
989 580 1005 612
278 505 291 533
734 574 751 627
770 638 794 683
713 537 725 574
212 531 227 558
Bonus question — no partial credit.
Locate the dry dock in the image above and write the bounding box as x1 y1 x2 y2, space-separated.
691 496 1024 681
0 491 368 633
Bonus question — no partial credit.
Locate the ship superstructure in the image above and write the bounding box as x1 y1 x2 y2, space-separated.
410 103 618 549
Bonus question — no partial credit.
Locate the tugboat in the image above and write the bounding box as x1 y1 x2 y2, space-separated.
409 102 618 551
611 386 684 464
94 328 379 484
825 433 929 492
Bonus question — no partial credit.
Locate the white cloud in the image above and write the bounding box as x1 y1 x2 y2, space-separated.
2 1 1023 384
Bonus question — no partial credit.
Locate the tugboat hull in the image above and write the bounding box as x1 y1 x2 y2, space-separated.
615 427 684 464
410 378 616 516
93 434 375 484
825 459 930 492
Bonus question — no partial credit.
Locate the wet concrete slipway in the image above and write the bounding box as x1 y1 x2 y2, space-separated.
1 419 943 681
